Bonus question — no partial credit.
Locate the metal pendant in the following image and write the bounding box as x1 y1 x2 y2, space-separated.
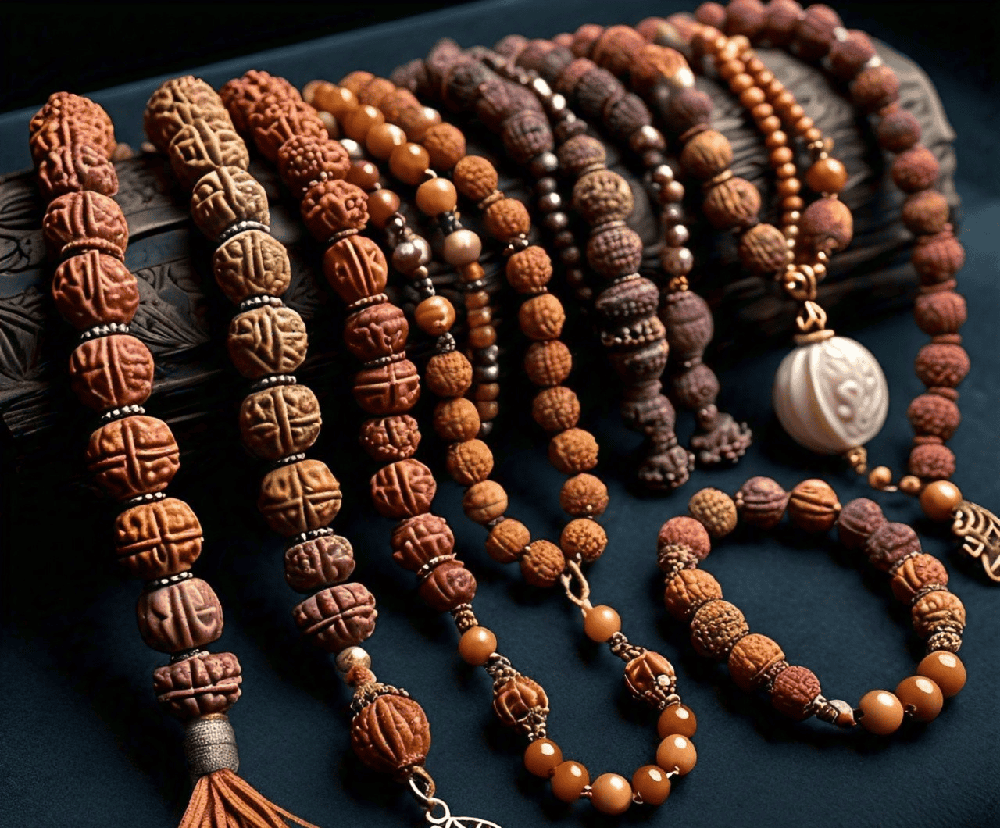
409 771 503 828
952 501 1000 582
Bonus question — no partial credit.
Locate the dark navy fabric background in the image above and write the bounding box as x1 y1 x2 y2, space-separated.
1 2 998 827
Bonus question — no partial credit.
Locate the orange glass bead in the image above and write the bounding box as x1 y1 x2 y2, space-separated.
858 690 904 735
777 177 801 197
467 307 492 328
346 160 379 190
468 324 496 349
343 104 384 143
896 675 944 722
524 738 562 778
917 651 966 698
583 604 621 642
739 87 766 107
550 761 589 802
632 765 671 806
388 142 430 186
656 734 697 776
657 703 697 739
804 157 848 194
919 480 963 521
458 626 497 666
314 84 358 120
413 295 456 336
591 773 632 815
367 189 400 229
415 177 458 216
365 122 406 160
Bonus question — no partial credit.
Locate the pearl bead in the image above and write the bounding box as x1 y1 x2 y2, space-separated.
657 703 697 739
773 336 889 454
590 773 632 815
442 229 482 267
656 734 697 776
632 765 671 806
895 675 944 722
919 480 963 521
524 738 562 777
550 760 589 802
583 605 621 642
458 626 496 666
917 651 966 698
858 690 904 735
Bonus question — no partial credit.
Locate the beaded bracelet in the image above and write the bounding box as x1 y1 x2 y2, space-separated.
504 35 754 467
656 477 967 734
33 91 313 828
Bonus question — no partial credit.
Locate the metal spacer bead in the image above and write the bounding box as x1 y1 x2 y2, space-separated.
169 648 209 665
184 715 239 780
250 374 297 393
216 220 270 246
80 322 131 343
463 278 489 293
326 228 360 246
415 554 457 581
273 452 307 469
237 294 284 314
474 363 500 383
478 421 494 438
338 138 363 160
347 293 389 314
833 26 849 42
121 491 167 510
435 333 457 354
291 527 335 547
864 55 883 69
145 570 194 592
478 190 505 210
101 404 145 423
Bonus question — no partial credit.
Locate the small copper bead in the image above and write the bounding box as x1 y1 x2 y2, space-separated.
551 761 589 802
919 480 963 521
468 324 497 349
524 739 562 778
591 773 632 816
858 690 904 735
688 488 738 539
657 703 698 739
486 518 530 564
366 188 400 229
520 539 566 588
388 142 431 186
459 626 497 666
656 734 697 776
896 675 944 723
413 295 456 336
836 498 887 551
583 604 621 642
560 473 609 518
415 177 458 216
804 156 847 194
345 159 380 190
917 651 966 698
442 228 483 267
788 479 840 532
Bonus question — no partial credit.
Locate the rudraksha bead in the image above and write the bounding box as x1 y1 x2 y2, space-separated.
688 488 738 539
907 394 960 440
322 236 390 305
735 476 788 530
658 516 711 560
43 190 128 259
370 459 438 519
249 97 327 162
276 134 351 197
114 497 203 580
913 291 967 337
86 415 180 500
446 440 494 486
486 519 530 564
293 582 377 652
190 166 270 241
560 473 609 518
360 415 422 463
663 88 713 134
137 577 224 654
506 246 554 293
836 498 887 551
302 178 370 240
419 561 478 611
212 229 292 303
68 334 154 411
548 429 599 475
433 397 480 442
798 196 852 255
52 252 138 330
876 108 922 153
524 341 573 387
560 519 608 563
912 591 966 637
352 359 421 416
532 386 581 433
587 225 644 278
144 75 230 149
701 176 761 229
679 129 732 180
424 351 474 398
343 304 409 362
390 513 455 572
890 554 949 604
902 190 950 236
595 277 659 322
787 479 840 532
849 64 900 113
689 600 748 660
350 693 431 775
519 294 566 340
168 121 249 189
227 306 308 378
462 480 508 525
520 540 566 588
891 146 940 194
865 523 922 572
153 651 242 720
493 676 548 728
909 443 957 480
663 570 723 621
727 633 785 692
284 535 355 593
239 385 322 460
258 458 342 536
660 291 714 358
37 143 118 200
737 222 790 276
769 665 821 721
572 169 634 224
828 30 876 80
914 343 970 388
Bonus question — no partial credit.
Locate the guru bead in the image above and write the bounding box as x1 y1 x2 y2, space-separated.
350 692 431 775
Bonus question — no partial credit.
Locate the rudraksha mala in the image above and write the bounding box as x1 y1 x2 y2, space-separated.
657 477 967 734
145 72 459 823
33 90 316 828
502 35 754 467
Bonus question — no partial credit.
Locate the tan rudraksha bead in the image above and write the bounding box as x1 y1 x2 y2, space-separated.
212 229 292 304
463 480 508 525
689 600 748 660
788 479 841 532
52 252 138 330
43 190 128 259
433 398 480 443
137 577 224 653
486 519 530 564
524 341 573 387
548 429 599 475
493 676 548 729
153 651 242 720
425 351 473 398
144 75 230 150
663 569 723 621
37 143 118 200
520 540 566 588
560 518 608 563
29 112 115 165
258 458 342 536
276 134 351 197
351 692 431 775
560 473 609 518
249 97 327 162
191 166 270 241
519 294 566 341
114 497 203 580
293 582 377 652
68 334 154 411
453 154 499 201
239 385 322 460
532 386 581 433
353 360 421 416
360 415 422 463
890 554 949 604
727 633 785 692
912 591 966 637
284 535 355 593
446 439 494 486
688 488 738 539
370 460 437 519
322 236 390 305
506 246 553 295
227 306 308 379
86 415 180 500
167 121 250 190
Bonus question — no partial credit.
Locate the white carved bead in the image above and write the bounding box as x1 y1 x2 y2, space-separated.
772 336 889 454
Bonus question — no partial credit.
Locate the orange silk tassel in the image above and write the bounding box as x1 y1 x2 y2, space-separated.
179 769 321 828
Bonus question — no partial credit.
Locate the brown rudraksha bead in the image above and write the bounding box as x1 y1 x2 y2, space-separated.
520 540 566 588
52 252 139 330
663 570 723 621
303 178 370 240
787 479 841 532
769 665 821 721
486 519 530 564
890 554 949 604
493 676 548 729
836 498 887 551
912 229 964 284
735 476 788 530
586 225 643 279
239 385 322 460
249 97 327 162
276 134 351 196
913 292 967 338
660 291 714 359
144 75 229 150
701 177 761 230
865 523 922 572
532 386 581 433
798 197 853 256
190 166 270 242
914 343 970 388
68 334 154 411
727 633 785 692
153 651 243 720
912 591 966 637
370 459 437 519
137 577 224 653
284 534 355 593
258 458 342 536
658 516 711 560
360 415 422 463
293 582 377 652
37 143 118 200
212 229 292 304
688 488 738 539
737 222 789 276
623 651 676 703
227 306 308 379
548 429 599 475
689 600 748 660
390 514 455 572
560 519 607 563
220 70 302 132
462 480 508 525
43 190 128 259
433 397 480 443
86 415 180 500
424 351 473 398
343 303 409 362
524 341 573 387
353 359 421 416
351 692 431 775
322 236 389 305
114 497 203 580
559 473 609 518
446 440 494 486
419 561 478 612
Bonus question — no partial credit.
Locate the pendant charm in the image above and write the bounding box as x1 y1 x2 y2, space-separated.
952 501 1000 582
409 770 504 828
773 334 889 455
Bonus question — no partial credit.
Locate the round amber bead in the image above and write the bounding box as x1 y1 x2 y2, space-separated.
632 765 671 806
583 605 621 642
656 734 697 776
917 651 966 698
590 773 632 816
804 156 847 194
524 738 562 778
919 480 963 521
550 761 589 802
896 675 944 722
415 177 458 216
458 626 497 666
657 703 697 739
858 690 904 735
413 295 456 336
389 142 430 186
